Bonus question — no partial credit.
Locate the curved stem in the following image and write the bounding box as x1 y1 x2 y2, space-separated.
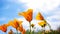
47 23 52 31
44 20 52 31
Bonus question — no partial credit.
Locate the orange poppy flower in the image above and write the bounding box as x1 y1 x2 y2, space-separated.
36 12 44 20
8 19 22 29
22 29 26 34
8 20 16 28
4 24 9 27
38 21 47 27
17 25 23 32
13 19 23 26
0 26 1 30
0 24 7 32
18 9 33 22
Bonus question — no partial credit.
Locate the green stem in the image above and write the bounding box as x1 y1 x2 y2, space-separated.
29 22 31 34
16 29 18 34
5 32 7 34
47 23 52 31
42 27 45 34
33 29 34 34
44 20 52 31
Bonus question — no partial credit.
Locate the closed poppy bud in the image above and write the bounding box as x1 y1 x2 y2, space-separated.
8 29 13 34
31 24 34 28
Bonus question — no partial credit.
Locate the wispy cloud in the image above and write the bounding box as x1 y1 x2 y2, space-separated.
0 17 6 21
19 0 60 30
20 0 60 11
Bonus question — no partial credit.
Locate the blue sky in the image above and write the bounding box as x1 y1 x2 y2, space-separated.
0 0 27 24
0 0 60 34
0 0 27 34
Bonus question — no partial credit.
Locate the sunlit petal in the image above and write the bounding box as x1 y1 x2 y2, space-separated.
38 20 47 27
36 12 44 20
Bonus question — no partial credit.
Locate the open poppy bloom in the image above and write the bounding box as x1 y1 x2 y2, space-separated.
0 24 7 32
38 21 47 27
36 12 44 20
8 19 23 29
18 9 33 22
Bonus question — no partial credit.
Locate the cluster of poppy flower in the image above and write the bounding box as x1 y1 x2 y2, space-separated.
0 19 26 34
0 9 49 34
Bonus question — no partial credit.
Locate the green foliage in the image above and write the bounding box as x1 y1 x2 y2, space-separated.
25 30 60 34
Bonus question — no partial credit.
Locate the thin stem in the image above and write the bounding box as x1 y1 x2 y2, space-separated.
33 29 34 34
16 29 18 34
5 32 7 34
47 23 52 31
29 22 31 34
44 20 52 31
42 27 45 34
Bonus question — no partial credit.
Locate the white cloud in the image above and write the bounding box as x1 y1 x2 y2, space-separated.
46 20 60 30
46 14 60 30
19 0 60 12
17 17 29 30
47 15 60 21
17 0 60 30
